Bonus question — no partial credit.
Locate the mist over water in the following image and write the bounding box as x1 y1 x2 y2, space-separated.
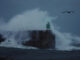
0 9 80 51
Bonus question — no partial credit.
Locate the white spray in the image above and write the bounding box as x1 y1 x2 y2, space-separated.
0 9 80 50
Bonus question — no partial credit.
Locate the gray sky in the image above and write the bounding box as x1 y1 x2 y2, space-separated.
0 0 80 36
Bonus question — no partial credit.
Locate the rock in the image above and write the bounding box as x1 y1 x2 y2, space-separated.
0 34 5 43
23 30 55 49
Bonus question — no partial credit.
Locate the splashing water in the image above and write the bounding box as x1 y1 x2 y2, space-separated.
50 22 80 51
0 31 38 49
0 9 80 51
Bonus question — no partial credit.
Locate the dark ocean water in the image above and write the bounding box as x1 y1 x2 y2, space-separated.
0 47 80 60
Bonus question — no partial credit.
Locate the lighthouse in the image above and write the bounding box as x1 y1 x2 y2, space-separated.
46 22 50 30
